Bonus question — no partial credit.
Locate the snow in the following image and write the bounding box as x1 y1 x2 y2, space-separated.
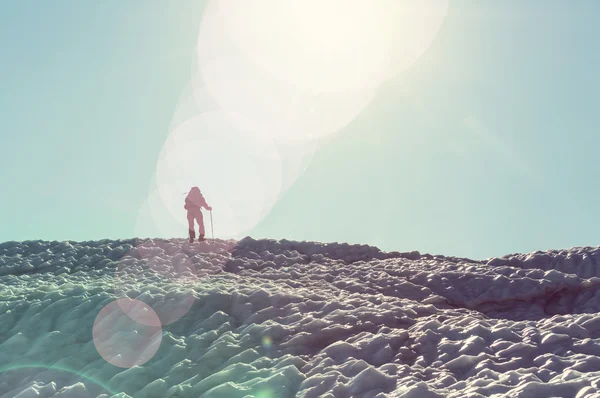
2 238 600 397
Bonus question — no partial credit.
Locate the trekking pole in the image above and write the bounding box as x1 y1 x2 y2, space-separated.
210 210 214 239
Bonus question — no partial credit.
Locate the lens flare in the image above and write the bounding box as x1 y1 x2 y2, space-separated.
261 335 273 350
212 0 448 87
0 364 117 396
93 299 162 368
155 111 282 238
196 0 378 147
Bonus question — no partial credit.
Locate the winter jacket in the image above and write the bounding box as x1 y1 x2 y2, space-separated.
184 190 209 211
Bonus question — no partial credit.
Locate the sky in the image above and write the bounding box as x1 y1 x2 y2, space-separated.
1 1 600 260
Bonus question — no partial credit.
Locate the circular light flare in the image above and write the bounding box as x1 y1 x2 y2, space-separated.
211 0 449 90
261 335 273 350
92 299 163 368
155 112 282 239
196 1 379 147
213 0 390 94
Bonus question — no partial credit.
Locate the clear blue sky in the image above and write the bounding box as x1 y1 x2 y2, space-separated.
2 1 599 260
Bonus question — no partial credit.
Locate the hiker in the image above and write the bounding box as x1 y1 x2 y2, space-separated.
184 186 212 243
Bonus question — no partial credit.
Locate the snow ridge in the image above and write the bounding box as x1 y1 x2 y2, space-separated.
2 237 600 397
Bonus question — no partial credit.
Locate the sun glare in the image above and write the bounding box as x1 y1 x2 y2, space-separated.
196 0 448 143
216 0 390 94
144 1 448 239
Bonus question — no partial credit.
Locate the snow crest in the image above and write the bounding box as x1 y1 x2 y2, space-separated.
2 238 600 397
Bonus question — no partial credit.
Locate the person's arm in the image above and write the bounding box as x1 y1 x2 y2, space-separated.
201 197 212 211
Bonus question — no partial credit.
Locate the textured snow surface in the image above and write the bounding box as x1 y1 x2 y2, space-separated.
3 238 600 397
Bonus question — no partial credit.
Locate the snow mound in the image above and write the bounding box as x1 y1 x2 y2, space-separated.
2 237 600 397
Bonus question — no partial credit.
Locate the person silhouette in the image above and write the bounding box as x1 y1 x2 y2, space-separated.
184 186 212 243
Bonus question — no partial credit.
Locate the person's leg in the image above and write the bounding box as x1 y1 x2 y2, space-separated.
197 211 205 240
187 211 195 243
